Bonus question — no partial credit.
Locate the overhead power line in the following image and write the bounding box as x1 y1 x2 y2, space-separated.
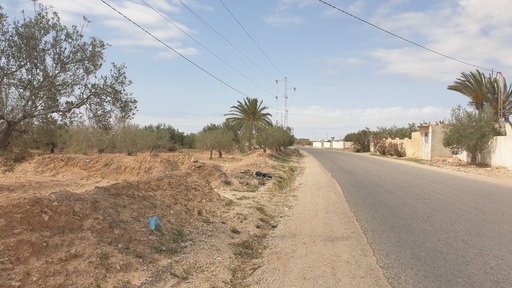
99 0 251 98
139 0 275 97
177 0 277 83
218 0 286 79
317 0 493 72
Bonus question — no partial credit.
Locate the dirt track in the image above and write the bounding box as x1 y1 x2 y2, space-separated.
248 152 390 287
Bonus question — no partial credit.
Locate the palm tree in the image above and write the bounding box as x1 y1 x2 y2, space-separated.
225 97 272 150
486 76 512 122
448 70 489 113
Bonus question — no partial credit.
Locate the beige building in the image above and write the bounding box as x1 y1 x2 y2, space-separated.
378 125 452 160
417 125 453 160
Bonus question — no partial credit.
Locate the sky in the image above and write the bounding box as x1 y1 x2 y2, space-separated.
3 0 512 139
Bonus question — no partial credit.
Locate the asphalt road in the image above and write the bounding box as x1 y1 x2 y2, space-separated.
302 148 512 288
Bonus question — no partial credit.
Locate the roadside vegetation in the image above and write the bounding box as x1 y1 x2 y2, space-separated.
0 5 295 169
442 106 499 164
1 6 301 287
0 4 136 157
443 70 511 164
342 70 512 165
343 124 420 155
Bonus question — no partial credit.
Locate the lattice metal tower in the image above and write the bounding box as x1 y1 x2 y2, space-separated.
276 77 295 127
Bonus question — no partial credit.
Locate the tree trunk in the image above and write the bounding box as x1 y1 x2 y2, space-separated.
49 142 57 153
218 150 223 158
0 122 16 150
209 149 213 160
470 153 478 164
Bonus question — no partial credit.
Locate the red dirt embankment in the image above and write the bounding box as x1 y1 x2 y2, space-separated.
1 152 232 287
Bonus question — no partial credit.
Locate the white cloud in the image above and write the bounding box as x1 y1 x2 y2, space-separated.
264 0 318 27
275 0 316 11
314 56 364 77
18 0 197 56
321 0 367 18
264 14 303 27
154 46 198 59
370 48 466 82
171 0 213 12
368 0 512 80
289 105 449 131
324 56 363 66
347 0 367 14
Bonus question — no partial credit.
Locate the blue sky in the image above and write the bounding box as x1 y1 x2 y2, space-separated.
4 0 512 139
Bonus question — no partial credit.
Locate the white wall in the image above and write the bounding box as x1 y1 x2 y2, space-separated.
485 123 512 168
311 141 352 149
332 141 344 149
456 123 512 169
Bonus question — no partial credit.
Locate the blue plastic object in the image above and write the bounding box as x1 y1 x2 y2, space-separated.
148 216 161 231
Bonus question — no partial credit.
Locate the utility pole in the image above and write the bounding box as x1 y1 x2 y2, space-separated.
284 77 288 127
275 80 279 125
276 77 296 127
497 72 505 132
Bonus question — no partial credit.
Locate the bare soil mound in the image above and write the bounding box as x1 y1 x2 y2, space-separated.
0 150 298 287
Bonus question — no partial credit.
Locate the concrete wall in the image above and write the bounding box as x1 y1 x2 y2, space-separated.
312 123 512 169
487 135 512 168
312 141 353 149
332 141 344 149
430 125 452 159
380 125 450 160
476 123 512 168
451 123 512 169
385 133 421 158
411 132 421 158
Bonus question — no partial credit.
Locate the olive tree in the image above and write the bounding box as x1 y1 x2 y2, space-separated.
195 128 234 159
351 128 372 152
143 123 184 152
442 106 499 164
256 125 294 153
0 5 137 150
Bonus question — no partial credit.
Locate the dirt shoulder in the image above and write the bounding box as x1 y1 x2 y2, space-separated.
3 148 508 287
247 150 512 288
248 151 390 288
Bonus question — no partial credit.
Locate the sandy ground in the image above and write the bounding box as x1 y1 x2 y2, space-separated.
248 152 390 288
2 148 511 287
0 150 301 287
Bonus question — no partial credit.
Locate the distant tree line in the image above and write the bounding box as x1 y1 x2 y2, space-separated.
0 5 296 167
